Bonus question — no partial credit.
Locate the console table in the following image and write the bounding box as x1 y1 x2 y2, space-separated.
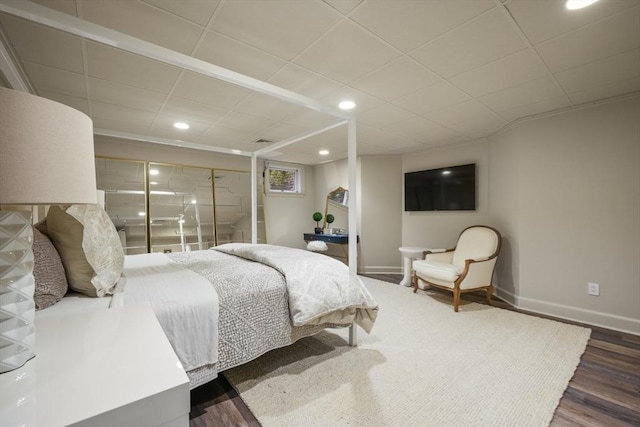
303 233 358 263
0 306 190 427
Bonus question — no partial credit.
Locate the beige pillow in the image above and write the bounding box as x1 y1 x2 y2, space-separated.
46 204 124 297
32 227 68 309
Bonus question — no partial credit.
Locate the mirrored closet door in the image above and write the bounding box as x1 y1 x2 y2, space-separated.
96 157 266 254
148 163 215 253
95 158 148 255
213 170 266 245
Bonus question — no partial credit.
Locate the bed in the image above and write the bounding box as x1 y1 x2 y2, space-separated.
35 220 379 389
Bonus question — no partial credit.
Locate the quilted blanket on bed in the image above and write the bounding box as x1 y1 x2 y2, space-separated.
213 243 379 333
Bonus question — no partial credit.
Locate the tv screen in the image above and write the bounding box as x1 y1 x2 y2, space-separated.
404 164 476 211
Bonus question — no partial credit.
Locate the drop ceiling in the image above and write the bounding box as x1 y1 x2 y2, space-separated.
1 0 638 165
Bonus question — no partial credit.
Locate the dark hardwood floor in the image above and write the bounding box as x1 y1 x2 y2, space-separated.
189 274 640 427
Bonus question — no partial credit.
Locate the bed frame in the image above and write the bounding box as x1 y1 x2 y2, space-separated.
0 3 362 345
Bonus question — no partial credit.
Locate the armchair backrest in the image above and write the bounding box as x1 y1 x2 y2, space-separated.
452 226 501 267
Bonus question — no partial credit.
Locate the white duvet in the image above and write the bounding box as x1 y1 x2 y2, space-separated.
111 253 219 372
214 243 379 333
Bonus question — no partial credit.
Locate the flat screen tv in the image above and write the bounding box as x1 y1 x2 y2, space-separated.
404 164 476 211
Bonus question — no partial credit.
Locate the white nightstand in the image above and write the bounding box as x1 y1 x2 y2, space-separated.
0 306 190 427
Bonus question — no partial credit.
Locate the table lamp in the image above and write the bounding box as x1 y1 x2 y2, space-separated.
0 87 97 373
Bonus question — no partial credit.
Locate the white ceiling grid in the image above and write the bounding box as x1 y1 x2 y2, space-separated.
0 0 639 164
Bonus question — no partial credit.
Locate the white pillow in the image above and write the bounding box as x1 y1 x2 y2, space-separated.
46 204 124 297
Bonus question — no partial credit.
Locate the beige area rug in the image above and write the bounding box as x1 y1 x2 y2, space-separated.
225 277 591 427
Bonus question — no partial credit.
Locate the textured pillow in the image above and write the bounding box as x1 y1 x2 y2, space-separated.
32 227 68 310
46 204 124 297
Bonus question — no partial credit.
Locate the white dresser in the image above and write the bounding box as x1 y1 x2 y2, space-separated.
0 306 190 427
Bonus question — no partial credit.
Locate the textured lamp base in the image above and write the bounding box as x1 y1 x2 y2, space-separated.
0 210 35 374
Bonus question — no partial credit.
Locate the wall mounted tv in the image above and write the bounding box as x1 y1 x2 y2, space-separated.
404 164 476 211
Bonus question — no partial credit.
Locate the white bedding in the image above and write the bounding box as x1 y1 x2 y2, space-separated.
111 253 219 372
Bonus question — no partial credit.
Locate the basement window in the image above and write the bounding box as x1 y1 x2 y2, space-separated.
265 163 303 194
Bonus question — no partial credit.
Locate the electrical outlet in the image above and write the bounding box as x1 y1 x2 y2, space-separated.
588 282 600 296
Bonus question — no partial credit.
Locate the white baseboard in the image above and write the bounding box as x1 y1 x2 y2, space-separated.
495 287 640 336
359 266 403 275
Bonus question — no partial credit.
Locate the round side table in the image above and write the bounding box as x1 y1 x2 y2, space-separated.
398 247 428 287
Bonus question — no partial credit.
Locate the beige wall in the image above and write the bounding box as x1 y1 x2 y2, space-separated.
490 97 640 333
359 156 403 273
402 140 497 249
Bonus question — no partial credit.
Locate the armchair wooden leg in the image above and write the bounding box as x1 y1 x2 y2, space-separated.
412 273 418 293
486 285 493 306
453 288 460 312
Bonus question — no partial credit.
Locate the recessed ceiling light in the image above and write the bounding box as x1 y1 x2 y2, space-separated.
442 170 451 175
191 199 197 204
566 0 598 10
149 169 159 175
338 100 356 110
150 181 158 185
174 122 190 130
138 211 146 216
319 149 329 156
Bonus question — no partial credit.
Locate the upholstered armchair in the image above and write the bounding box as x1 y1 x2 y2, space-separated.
412 225 502 312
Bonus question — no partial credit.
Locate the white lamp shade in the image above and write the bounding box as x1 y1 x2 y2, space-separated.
0 87 97 205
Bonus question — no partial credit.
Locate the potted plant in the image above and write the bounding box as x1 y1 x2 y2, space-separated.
312 211 323 234
325 213 335 234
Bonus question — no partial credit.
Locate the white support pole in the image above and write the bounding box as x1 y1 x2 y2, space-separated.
251 154 258 245
347 119 357 276
347 118 358 347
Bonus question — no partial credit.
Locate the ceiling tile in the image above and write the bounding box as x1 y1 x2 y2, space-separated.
506 0 639 45
426 100 502 126
233 92 301 121
92 117 151 135
211 0 341 60
80 0 204 54
321 86 385 112
172 71 252 110
356 103 415 128
266 64 343 99
294 20 400 84
193 31 286 81
495 96 572 122
555 48 640 94
258 122 308 142
535 8 640 73
142 0 219 26
393 82 470 115
0 15 84 73
479 76 568 113
568 77 640 104
86 42 181 94
24 61 86 98
91 101 156 127
448 115 507 138
37 90 90 115
350 0 494 52
195 125 255 147
410 8 526 78
147 114 210 140
357 124 420 151
213 111 278 133
450 49 548 97
281 109 342 129
351 57 440 101
161 96 228 124
409 126 464 145
322 0 364 15
382 116 442 140
89 77 167 113
29 0 78 16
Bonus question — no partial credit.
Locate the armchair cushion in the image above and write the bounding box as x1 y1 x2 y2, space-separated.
413 259 463 283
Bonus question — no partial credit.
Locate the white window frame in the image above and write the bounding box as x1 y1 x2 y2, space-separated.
265 162 304 195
